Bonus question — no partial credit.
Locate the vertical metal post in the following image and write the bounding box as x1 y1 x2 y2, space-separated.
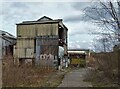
35 38 41 65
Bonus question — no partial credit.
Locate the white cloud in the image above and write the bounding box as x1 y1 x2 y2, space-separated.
1 2 103 50
2 0 95 2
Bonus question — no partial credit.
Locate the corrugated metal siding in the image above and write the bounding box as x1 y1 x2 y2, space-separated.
36 23 58 36
26 48 34 58
18 48 25 58
52 24 58 35
17 48 34 58
18 23 58 37
16 38 34 58
16 23 59 63
16 38 34 48
17 25 35 37
35 36 58 66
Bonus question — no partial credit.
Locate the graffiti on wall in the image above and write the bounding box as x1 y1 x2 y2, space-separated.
37 54 58 66
40 54 57 60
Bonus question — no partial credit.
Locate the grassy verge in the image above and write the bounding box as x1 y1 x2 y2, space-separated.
84 51 119 87
43 67 72 87
2 56 52 87
2 56 69 87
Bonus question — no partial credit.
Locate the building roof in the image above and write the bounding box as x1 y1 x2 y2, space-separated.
17 16 62 25
0 30 16 45
16 16 68 30
68 50 86 54
68 49 90 51
0 30 16 39
37 16 53 21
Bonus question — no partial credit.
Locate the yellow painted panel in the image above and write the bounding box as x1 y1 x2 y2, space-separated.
71 59 81 64
71 58 86 65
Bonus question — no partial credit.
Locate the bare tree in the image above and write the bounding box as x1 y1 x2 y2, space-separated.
84 1 120 85
84 0 120 40
93 34 115 52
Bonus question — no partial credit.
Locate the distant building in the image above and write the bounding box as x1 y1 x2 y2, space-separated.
68 49 91 67
14 16 68 67
0 30 16 59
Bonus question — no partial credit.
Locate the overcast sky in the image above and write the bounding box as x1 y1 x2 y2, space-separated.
0 1 105 51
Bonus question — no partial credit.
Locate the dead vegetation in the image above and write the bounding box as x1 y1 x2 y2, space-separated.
2 55 62 87
85 51 119 87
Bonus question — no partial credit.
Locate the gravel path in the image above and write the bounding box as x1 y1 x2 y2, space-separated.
58 68 92 87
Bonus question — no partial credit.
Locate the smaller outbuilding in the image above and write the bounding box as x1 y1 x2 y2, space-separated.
68 49 91 67
0 30 16 59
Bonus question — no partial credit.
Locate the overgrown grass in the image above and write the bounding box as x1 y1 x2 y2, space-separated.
84 51 119 87
2 56 59 87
